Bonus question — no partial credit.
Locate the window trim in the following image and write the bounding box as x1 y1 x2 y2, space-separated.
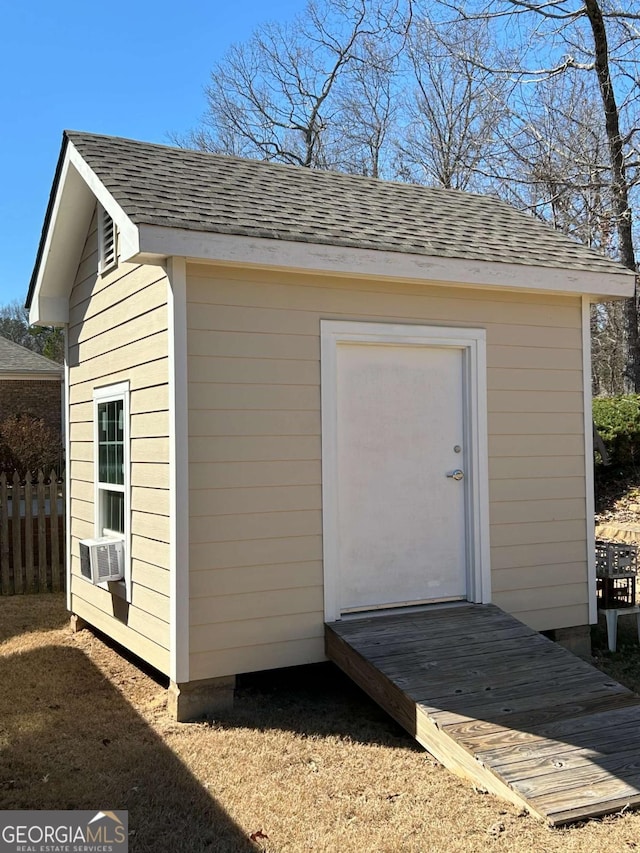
93 381 131 598
97 203 118 275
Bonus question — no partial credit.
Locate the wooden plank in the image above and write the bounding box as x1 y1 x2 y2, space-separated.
0 474 9 595
494 731 640 781
37 471 47 592
350 626 548 662
23 476 34 592
525 770 640 811
447 694 640 747
416 671 624 714
357 626 553 663
547 792 640 826
374 636 578 678
325 624 545 819
427 680 629 728
325 604 640 825
335 606 537 644
49 470 60 593
470 703 640 759
369 637 560 679
11 472 22 594
384 655 596 697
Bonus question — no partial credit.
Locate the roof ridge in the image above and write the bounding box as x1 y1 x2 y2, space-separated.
63 129 516 204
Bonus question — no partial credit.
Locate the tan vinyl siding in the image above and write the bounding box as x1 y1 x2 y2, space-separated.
186 263 588 680
68 209 171 675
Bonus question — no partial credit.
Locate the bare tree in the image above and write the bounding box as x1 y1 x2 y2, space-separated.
489 76 615 244
592 301 628 395
426 0 640 388
184 0 408 172
332 37 401 177
394 16 510 190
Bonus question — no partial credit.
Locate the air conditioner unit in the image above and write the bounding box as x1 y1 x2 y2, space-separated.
79 537 124 584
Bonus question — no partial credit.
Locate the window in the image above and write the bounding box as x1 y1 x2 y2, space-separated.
97 398 125 534
93 383 130 589
97 204 117 274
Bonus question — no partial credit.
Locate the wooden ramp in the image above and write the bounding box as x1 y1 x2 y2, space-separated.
326 603 640 825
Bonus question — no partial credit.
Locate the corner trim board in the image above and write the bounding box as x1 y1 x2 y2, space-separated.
64 329 71 610
167 257 190 683
583 297 597 624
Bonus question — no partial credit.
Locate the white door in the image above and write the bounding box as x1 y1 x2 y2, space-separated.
335 339 468 613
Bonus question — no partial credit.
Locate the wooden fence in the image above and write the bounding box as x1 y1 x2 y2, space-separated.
0 469 65 594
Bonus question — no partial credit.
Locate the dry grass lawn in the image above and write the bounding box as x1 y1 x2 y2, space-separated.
3 595 640 852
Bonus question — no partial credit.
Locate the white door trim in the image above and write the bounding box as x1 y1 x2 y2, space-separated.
321 320 491 622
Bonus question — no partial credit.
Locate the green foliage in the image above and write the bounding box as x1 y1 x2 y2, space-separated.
0 414 62 476
0 300 64 364
593 394 640 470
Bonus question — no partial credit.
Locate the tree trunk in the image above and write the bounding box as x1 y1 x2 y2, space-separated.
584 0 639 390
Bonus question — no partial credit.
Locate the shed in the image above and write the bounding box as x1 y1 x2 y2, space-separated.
27 131 634 720
0 336 63 441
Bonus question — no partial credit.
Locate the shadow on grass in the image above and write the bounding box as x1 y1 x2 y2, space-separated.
223 663 420 752
0 643 257 853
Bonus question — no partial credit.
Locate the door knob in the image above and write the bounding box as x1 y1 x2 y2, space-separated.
446 469 464 481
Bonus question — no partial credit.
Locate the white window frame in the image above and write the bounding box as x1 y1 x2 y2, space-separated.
97 203 118 275
93 381 131 598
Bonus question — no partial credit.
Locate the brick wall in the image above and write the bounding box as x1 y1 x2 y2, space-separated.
0 379 63 439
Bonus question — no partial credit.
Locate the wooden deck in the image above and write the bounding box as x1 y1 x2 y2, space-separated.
326 603 640 825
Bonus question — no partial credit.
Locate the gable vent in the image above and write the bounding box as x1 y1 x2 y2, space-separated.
98 205 117 273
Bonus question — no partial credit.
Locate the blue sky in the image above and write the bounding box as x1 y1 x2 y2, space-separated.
0 0 306 307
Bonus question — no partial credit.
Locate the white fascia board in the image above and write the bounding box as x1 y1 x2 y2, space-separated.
30 145 140 327
67 144 139 260
29 154 78 326
30 296 70 327
137 224 635 299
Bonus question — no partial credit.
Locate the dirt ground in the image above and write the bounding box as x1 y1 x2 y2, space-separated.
2 594 640 852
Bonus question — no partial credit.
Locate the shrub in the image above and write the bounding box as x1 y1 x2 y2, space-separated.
0 413 62 476
593 394 640 471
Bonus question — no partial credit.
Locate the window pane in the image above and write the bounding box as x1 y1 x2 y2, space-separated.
97 399 124 485
115 444 124 485
102 489 124 534
99 444 107 482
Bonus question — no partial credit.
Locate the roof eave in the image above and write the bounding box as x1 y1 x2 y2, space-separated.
27 135 141 326
137 224 635 300
0 370 63 380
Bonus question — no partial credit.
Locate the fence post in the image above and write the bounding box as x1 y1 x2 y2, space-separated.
24 474 34 592
50 469 60 592
12 471 23 594
0 474 9 595
37 470 47 592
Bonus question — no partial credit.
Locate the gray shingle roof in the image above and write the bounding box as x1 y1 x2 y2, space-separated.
0 336 62 375
66 130 629 277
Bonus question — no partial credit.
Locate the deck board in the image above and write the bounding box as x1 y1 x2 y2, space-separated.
326 603 640 825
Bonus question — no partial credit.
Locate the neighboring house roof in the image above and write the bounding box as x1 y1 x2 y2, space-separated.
27 131 635 324
66 131 625 277
0 336 62 377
